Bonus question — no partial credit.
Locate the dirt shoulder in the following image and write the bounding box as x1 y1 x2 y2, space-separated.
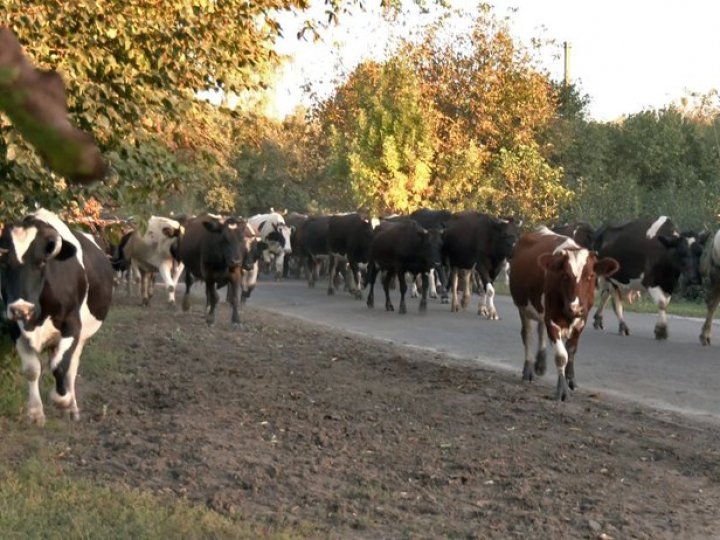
2 295 720 539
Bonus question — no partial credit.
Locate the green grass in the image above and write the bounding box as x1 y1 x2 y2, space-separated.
0 456 271 540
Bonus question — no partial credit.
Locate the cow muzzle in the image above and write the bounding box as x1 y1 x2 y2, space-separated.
8 300 35 322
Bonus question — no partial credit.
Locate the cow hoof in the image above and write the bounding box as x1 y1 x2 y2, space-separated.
327 288 334 296
593 315 603 330
429 292 438 299
182 298 191 312
386 304 394 312
478 306 488 317
556 376 570 401
619 322 630 336
141 299 150 307
419 301 427 313
353 291 363 300
399 304 407 315
461 297 470 310
654 324 668 340
27 406 45 426
522 362 534 382
440 295 449 304
451 302 459 313
367 299 374 309
534 351 547 376
700 334 711 346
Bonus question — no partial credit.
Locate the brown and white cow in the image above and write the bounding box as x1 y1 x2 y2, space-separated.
0 209 113 424
509 227 618 401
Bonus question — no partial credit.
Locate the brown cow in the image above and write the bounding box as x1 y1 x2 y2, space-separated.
509 227 619 401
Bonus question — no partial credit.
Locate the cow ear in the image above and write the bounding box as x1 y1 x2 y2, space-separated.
202 220 223 233
537 252 556 271
45 237 76 261
161 226 176 238
657 235 680 249
594 257 620 277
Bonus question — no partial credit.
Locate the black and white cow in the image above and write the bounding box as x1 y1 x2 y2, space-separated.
123 216 184 306
327 213 374 299
294 215 332 288
551 222 595 249
248 212 293 280
0 209 113 424
442 211 521 319
282 212 308 279
593 216 700 339
178 215 261 326
366 220 444 314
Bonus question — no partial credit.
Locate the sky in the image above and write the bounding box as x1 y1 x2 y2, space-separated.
267 0 720 121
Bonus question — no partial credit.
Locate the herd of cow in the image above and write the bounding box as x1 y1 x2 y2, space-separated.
2 207 720 425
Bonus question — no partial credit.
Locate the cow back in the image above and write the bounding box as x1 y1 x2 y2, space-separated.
296 216 331 257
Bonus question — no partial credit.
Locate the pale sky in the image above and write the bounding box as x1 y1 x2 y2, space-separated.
268 0 720 121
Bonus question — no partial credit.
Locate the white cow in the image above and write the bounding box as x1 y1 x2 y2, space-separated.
123 216 185 306
248 212 293 279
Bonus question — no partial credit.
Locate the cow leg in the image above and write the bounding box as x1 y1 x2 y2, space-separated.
410 275 419 299
327 255 336 295
398 272 409 314
610 285 630 335
535 319 547 376
438 265 450 304
349 261 363 299
419 273 429 312
461 269 472 310
700 281 720 345
548 324 570 401
565 331 580 391
205 281 219 326
428 268 438 299
158 259 179 307
182 270 194 311
241 263 258 305
17 338 45 425
366 262 377 309
648 286 670 340
519 309 535 381
592 279 611 330
140 269 152 306
228 279 241 325
382 270 395 312
274 252 285 281
450 268 460 312
49 325 82 418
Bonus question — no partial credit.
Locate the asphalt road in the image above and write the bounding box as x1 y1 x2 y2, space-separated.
238 276 720 421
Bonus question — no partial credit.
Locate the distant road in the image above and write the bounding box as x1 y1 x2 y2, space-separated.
243 278 720 421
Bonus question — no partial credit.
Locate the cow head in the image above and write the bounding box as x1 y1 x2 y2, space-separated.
421 228 444 270
0 218 77 325
539 248 619 320
274 222 293 255
494 217 521 261
658 233 704 287
202 218 254 271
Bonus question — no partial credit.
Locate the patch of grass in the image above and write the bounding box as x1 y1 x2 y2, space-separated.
0 335 24 418
0 456 280 539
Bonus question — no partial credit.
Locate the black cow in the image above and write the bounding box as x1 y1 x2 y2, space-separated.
178 215 260 326
366 220 444 314
442 212 521 319
295 215 332 288
551 222 595 249
593 216 701 339
327 213 374 299
0 209 113 424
